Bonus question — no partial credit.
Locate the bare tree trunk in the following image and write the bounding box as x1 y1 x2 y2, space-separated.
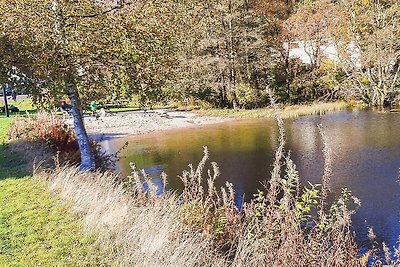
66 74 95 171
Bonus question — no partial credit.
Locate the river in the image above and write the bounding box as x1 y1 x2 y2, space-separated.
110 110 400 251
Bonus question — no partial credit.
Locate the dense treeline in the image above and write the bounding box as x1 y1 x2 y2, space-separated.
169 0 400 108
112 0 400 108
2 0 400 109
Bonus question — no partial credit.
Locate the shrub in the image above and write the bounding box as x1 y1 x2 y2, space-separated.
8 112 79 154
8 112 116 170
236 83 269 109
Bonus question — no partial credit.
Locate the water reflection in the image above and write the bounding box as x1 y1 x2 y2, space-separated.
112 110 400 250
141 165 166 195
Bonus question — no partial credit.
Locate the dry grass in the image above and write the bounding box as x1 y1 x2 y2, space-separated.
34 111 367 266
199 101 351 119
40 167 225 267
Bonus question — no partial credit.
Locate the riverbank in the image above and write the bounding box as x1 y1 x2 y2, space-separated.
37 111 362 266
84 102 353 140
197 101 352 119
1 106 368 266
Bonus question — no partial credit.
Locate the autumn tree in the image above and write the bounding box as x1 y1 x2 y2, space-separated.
333 0 400 106
2 0 125 170
283 0 339 68
0 25 17 89
255 0 300 19
268 0 343 102
253 0 300 102
107 1 191 109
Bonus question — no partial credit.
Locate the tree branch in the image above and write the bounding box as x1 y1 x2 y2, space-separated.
66 2 133 19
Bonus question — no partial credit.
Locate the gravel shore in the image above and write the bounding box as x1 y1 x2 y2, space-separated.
82 109 232 141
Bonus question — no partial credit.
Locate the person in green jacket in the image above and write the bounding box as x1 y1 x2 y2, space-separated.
89 101 97 117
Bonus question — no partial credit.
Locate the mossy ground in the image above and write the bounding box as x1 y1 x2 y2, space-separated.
0 117 113 266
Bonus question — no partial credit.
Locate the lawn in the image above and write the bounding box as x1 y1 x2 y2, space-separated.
1 97 142 117
0 98 36 118
0 117 112 266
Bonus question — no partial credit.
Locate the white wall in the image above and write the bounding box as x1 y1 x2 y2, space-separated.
284 40 361 68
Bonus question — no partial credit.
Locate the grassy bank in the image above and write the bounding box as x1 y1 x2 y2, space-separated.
0 179 111 266
1 97 141 117
198 101 352 119
0 118 113 266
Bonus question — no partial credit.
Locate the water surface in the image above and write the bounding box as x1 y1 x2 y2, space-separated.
111 110 400 250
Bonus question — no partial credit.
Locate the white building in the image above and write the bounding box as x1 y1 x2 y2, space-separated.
284 39 361 68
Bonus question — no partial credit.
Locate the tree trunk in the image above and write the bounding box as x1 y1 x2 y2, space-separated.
227 0 239 110
66 74 95 171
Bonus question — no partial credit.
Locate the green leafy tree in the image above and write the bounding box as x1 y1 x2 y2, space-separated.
2 0 196 170
108 1 189 109
2 0 131 170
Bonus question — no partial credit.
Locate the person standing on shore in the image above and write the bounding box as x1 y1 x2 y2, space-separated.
90 101 98 117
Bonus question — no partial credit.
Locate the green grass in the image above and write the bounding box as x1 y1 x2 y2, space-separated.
0 98 36 118
11 99 35 112
198 101 352 119
0 179 111 266
0 117 11 141
0 117 113 266
1 97 156 117
0 118 24 180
